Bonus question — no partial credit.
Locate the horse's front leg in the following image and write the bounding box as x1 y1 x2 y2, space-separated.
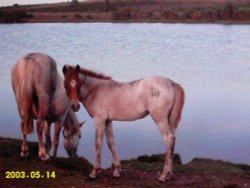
36 120 50 161
105 121 121 178
89 118 106 179
53 121 62 157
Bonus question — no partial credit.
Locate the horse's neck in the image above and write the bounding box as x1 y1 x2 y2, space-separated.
79 74 113 100
64 110 78 131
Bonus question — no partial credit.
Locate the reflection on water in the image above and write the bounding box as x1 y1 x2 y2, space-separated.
0 23 250 167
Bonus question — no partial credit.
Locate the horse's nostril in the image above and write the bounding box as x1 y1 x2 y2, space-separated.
71 103 80 112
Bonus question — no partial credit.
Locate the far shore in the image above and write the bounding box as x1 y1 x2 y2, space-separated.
1 1 250 24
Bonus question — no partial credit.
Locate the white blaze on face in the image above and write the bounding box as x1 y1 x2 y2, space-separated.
70 79 77 88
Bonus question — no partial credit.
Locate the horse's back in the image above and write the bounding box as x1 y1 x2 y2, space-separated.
97 76 178 121
138 76 176 99
12 53 57 100
142 76 174 87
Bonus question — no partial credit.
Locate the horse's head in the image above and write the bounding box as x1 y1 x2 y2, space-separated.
63 110 85 157
63 65 82 112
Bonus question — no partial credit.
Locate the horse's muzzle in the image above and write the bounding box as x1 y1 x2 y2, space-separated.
69 152 78 158
71 103 80 112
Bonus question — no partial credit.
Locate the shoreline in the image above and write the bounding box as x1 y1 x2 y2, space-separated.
1 18 250 25
2 18 250 25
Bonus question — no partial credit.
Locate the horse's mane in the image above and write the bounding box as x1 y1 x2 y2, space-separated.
68 65 112 80
80 68 112 80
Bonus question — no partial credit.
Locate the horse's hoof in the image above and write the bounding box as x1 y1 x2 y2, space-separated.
166 176 171 181
40 153 50 161
158 177 166 183
158 173 173 183
166 172 173 181
88 174 98 181
20 151 29 157
113 175 120 179
89 168 101 180
113 171 121 179
88 174 100 181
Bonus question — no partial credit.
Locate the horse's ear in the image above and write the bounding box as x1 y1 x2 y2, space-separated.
75 65 80 73
79 121 86 127
63 65 67 75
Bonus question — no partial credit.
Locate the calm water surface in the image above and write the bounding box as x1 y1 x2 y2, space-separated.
0 23 250 168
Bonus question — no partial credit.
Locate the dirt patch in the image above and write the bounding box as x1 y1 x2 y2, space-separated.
0 137 249 187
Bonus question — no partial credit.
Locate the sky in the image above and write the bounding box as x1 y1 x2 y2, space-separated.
0 0 70 7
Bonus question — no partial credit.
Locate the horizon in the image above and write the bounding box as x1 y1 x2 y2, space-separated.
0 0 70 7
1 0 250 7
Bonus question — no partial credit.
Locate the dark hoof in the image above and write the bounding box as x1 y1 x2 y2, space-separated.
112 175 121 179
40 153 50 161
166 173 174 181
158 172 173 183
158 177 166 183
20 150 29 157
88 175 98 181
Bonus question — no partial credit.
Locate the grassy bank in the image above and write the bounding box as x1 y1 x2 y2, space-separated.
0 137 249 187
1 1 250 23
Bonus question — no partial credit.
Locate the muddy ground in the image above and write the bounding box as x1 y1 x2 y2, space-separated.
0 137 249 187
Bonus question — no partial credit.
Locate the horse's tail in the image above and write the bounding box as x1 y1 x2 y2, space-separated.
12 59 34 135
169 83 185 130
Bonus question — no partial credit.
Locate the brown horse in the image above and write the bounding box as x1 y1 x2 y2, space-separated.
11 53 84 160
63 64 184 182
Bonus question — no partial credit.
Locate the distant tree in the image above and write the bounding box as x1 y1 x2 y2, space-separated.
224 1 234 19
105 0 110 11
71 0 78 6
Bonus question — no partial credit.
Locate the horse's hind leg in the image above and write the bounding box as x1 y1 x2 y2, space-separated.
44 122 52 155
21 133 29 157
36 93 50 160
20 116 33 157
105 121 121 178
53 122 62 157
36 120 50 161
152 115 176 182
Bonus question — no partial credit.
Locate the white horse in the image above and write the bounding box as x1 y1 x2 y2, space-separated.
11 53 84 160
62 65 184 182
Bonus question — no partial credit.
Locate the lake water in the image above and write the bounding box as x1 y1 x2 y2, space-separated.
0 23 250 168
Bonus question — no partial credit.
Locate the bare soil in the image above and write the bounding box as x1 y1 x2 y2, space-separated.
0 137 249 187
